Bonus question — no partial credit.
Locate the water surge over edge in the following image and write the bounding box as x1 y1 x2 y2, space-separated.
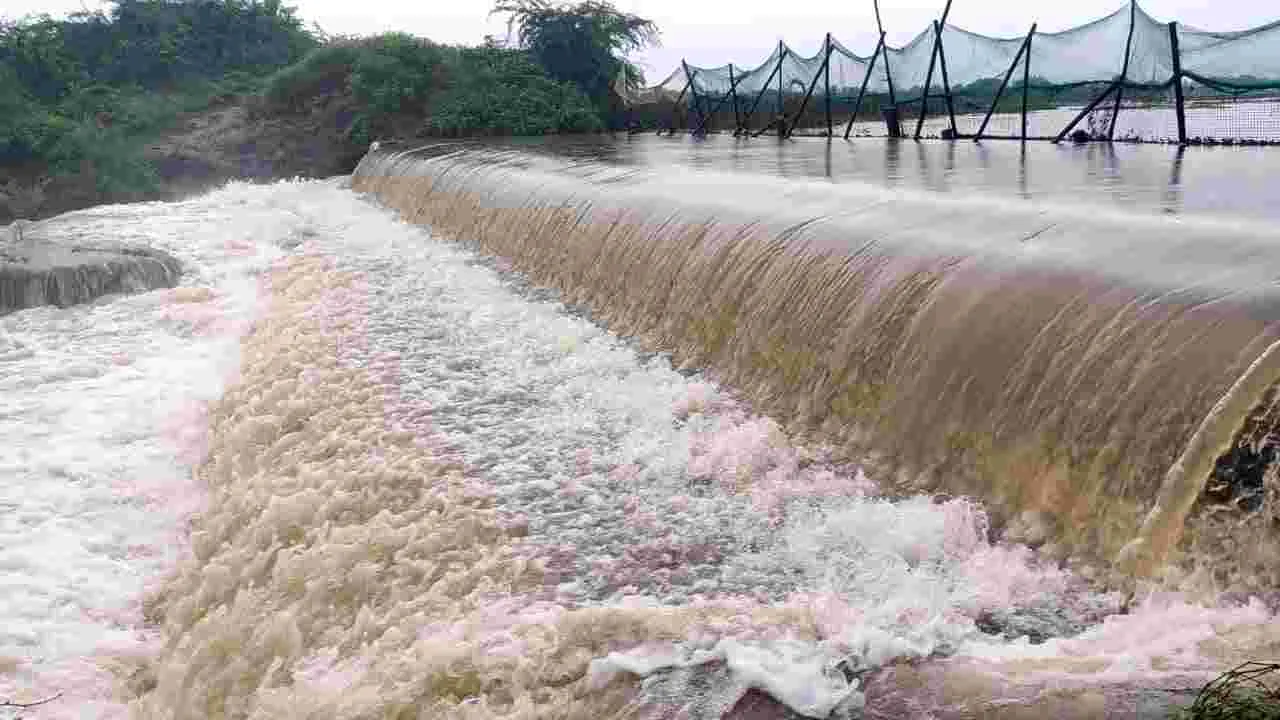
351 141 1280 593
10 177 1244 719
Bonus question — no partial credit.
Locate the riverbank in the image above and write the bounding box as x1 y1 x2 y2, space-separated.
1 26 611 225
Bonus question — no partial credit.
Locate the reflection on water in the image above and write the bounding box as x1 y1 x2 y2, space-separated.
491 134 1280 220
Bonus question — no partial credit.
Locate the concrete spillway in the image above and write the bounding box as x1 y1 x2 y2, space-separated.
2 219 183 315
352 140 1280 590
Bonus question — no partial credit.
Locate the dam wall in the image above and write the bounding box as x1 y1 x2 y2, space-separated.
352 142 1280 590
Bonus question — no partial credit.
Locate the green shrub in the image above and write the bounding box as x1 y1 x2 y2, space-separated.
427 46 602 135
261 42 361 110
1179 662 1280 720
36 119 159 194
350 33 446 116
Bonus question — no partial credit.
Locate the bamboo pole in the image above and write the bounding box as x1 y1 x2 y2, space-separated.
777 40 785 119
662 77 691 135
935 20 958 137
789 35 834 138
873 0 896 106
913 24 943 139
741 46 786 134
975 24 1034 139
1053 81 1119 143
824 34 833 136
843 34 884 140
683 61 706 134
695 69 747 135
1108 0 1138 140
1021 28 1032 141
1169 22 1187 144
730 64 742 132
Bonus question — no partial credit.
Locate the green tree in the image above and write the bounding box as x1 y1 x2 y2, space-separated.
350 33 446 116
491 0 658 121
427 46 602 136
0 16 86 102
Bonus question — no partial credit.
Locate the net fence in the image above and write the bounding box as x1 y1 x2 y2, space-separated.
626 1 1280 144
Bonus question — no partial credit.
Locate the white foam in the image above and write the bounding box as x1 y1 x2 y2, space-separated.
9 178 1270 718
0 182 291 715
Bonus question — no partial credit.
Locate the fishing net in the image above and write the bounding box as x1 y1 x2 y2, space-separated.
633 0 1280 143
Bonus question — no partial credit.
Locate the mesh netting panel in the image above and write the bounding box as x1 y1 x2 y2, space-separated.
1181 20 1280 89
689 64 735 97
727 45 785 99
636 1 1280 143
1024 7 1131 86
939 26 1027 93
1183 80 1280 142
1123 7 1176 86
882 29 936 97
780 45 828 98
828 38 879 96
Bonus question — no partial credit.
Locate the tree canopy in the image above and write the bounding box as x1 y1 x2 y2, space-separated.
0 0 316 102
491 0 659 113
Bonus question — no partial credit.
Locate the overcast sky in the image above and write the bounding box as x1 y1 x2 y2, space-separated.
6 0 1275 85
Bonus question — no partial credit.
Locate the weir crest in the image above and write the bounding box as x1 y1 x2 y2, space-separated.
352 140 1280 592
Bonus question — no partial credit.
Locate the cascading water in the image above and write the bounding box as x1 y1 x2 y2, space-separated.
5 139 1279 720
351 139 1280 594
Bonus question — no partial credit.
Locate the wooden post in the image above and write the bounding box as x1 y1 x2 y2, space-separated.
935 20 958 137
696 70 747 135
742 47 786 133
824 33 833 136
730 64 742 132
874 0 896 106
663 77 691 135
777 41 785 120
1021 28 1032 141
976 24 1034 139
1169 22 1187 144
789 35 834 138
913 23 942 140
1053 81 1118 143
683 61 707 133
843 34 884 140
1108 0 1138 140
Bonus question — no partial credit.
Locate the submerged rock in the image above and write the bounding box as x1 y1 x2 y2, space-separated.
1 221 182 314
974 605 1092 644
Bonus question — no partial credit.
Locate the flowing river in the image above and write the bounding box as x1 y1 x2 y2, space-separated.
2 136 1279 719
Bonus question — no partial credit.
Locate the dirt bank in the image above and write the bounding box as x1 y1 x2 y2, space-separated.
0 89 371 225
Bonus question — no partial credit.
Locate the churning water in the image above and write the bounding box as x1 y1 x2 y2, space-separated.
2 138 1279 719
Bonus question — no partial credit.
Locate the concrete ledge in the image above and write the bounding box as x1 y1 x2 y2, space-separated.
2 221 183 315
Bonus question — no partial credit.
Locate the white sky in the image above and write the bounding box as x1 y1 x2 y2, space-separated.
5 0 1276 85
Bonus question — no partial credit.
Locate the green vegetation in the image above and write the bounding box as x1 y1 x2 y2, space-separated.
1 0 315 194
1 0 658 216
494 0 658 115
259 35 602 141
1178 662 1280 720
425 46 602 135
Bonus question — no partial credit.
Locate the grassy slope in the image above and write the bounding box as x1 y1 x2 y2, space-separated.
1 36 602 223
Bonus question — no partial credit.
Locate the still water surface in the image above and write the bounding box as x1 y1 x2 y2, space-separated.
481 134 1280 221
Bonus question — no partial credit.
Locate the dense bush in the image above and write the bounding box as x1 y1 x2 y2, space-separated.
261 42 363 110
427 46 602 135
1 0 653 207
494 0 657 117
351 33 447 116
1 0 316 195
263 36 600 139
0 0 316 100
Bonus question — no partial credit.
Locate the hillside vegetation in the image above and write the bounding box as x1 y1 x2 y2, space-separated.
0 0 657 222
